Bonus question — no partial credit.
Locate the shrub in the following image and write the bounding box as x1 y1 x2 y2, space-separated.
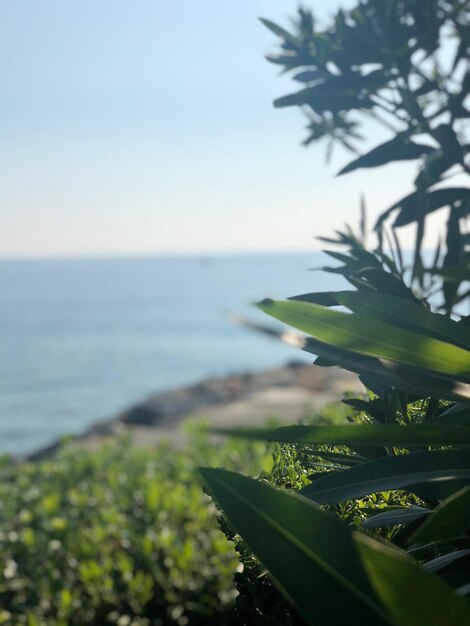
203 2 470 625
0 427 275 626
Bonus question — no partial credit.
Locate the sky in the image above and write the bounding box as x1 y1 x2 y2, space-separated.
0 0 428 258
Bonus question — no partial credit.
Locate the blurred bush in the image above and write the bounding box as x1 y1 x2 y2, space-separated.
0 425 275 626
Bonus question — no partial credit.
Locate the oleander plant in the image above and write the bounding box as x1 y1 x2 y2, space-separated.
203 2 470 624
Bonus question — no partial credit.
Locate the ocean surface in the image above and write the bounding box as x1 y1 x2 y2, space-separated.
0 253 346 455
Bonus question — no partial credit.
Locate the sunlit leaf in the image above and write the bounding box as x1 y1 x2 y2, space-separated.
257 299 470 380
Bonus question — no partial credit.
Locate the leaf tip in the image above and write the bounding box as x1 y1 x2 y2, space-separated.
258 298 275 308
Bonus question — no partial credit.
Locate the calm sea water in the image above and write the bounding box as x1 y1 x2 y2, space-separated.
0 253 345 455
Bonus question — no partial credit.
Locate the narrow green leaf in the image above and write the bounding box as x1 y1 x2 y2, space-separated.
200 468 392 625
335 291 470 350
434 403 470 423
393 188 470 227
216 423 470 447
423 549 470 574
415 149 454 188
433 265 470 283
289 291 341 307
342 398 386 422
409 479 470 504
293 69 325 83
337 136 433 176
375 187 470 230
361 506 430 530
259 18 296 42
356 268 418 300
257 299 470 379
356 534 470 626
443 207 464 314
273 87 360 114
300 450 470 504
232 312 470 402
301 336 470 403
408 486 470 545
312 451 366 466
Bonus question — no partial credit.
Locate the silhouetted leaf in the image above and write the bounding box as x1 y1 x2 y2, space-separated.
393 188 470 227
443 207 464 314
338 136 433 176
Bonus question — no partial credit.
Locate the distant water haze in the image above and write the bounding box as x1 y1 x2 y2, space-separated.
0 252 347 455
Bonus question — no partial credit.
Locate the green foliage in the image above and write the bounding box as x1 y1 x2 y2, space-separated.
258 298 470 379
201 468 392 626
262 0 470 312
0 428 276 626
205 409 470 623
356 533 470 626
202 2 470 624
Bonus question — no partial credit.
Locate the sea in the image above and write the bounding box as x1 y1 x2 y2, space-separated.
0 253 346 456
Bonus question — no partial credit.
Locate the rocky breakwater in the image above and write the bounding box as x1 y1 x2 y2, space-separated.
28 361 361 459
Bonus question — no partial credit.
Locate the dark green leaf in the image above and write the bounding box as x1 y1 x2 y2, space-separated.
434 403 470 424
289 291 340 307
301 336 470 403
409 479 470 504
342 398 386 422
408 487 470 545
361 506 430 530
274 86 363 115
259 18 296 42
312 451 366 467
338 136 433 176
355 268 418 300
415 149 454 188
200 468 392 625
300 450 470 504
423 550 470 574
443 206 464 314
393 188 470 227
356 534 470 626
217 423 470 447
432 265 470 283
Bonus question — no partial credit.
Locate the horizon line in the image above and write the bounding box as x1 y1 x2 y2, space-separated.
0 247 325 263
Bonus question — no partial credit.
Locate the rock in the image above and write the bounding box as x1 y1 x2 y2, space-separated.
26 362 362 459
119 363 325 426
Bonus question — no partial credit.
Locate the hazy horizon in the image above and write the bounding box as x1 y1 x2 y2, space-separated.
0 0 433 259
0 247 319 262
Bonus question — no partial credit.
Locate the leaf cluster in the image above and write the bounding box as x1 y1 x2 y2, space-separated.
203 2 470 624
263 0 470 312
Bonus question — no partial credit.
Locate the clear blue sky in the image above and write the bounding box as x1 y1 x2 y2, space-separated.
1 1 421 258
